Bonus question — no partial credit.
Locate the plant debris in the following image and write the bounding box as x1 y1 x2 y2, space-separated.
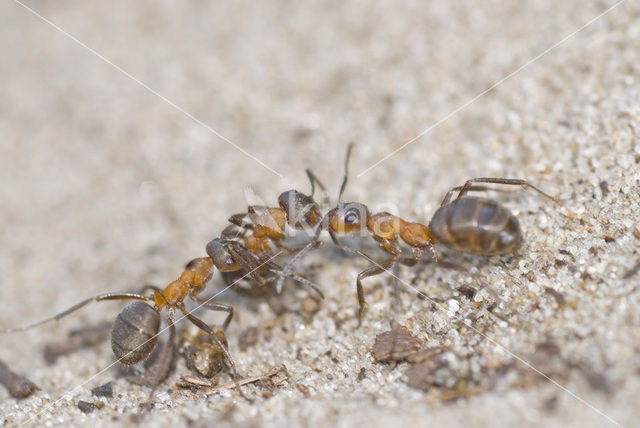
176 364 289 396
371 326 422 362
0 360 39 398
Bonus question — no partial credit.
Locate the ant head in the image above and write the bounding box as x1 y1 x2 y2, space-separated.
111 301 160 366
206 238 242 272
327 202 370 235
278 190 322 230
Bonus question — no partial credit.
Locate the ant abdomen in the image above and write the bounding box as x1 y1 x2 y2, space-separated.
111 302 161 366
429 196 522 255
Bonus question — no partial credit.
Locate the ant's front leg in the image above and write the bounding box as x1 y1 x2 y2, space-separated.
355 257 397 326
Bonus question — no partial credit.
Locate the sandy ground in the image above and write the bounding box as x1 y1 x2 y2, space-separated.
1 1 639 427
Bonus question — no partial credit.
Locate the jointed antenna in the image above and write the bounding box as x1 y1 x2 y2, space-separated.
338 142 354 203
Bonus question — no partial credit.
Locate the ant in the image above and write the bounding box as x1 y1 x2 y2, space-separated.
279 145 557 321
225 174 325 258
210 167 331 297
1 256 241 388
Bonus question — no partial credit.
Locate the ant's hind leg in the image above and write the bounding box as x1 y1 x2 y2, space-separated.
1 292 152 333
457 178 556 201
440 185 503 206
189 294 234 331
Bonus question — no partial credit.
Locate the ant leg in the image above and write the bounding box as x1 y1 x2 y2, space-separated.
1 292 151 333
436 258 478 275
179 305 250 400
273 214 331 294
456 178 556 201
356 257 396 325
225 243 276 288
412 244 477 276
189 294 234 331
179 306 237 378
273 271 325 300
274 239 322 294
440 185 508 206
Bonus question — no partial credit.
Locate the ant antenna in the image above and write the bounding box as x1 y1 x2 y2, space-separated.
0 293 150 333
338 142 354 203
274 143 355 293
305 169 327 199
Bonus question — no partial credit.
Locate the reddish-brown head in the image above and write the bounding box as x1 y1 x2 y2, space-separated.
327 202 370 235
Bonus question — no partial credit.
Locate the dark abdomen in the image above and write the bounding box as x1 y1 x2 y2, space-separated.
429 196 522 255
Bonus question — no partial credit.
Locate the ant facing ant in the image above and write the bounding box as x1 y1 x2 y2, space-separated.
1 171 329 394
225 169 326 258
278 145 557 321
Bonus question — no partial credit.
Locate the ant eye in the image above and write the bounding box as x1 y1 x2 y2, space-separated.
225 257 234 266
344 210 359 225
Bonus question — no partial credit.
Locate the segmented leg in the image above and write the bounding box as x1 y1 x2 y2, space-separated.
179 304 249 400
356 257 397 324
189 294 234 331
440 177 556 206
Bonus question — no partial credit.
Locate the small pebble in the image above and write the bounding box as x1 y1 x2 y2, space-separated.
91 382 113 398
77 401 97 414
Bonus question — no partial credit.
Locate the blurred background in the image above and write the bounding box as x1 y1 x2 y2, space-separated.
1 1 639 427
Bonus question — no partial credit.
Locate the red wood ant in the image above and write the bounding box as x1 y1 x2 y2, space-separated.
1 256 241 384
1 178 328 392
280 145 557 321
211 168 330 297
225 171 325 258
